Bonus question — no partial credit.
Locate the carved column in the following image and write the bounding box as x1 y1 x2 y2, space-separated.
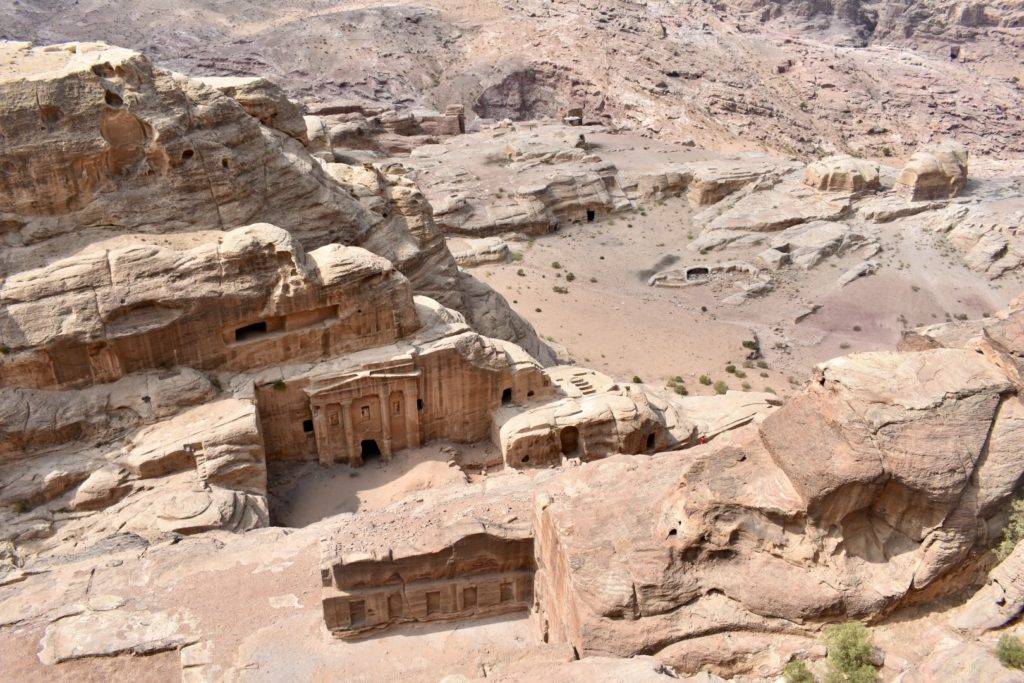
405 384 420 449
341 400 355 466
379 390 392 461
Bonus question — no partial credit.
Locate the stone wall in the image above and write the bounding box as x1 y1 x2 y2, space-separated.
320 532 534 638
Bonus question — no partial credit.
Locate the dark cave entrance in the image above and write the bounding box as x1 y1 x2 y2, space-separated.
560 426 580 456
360 439 382 461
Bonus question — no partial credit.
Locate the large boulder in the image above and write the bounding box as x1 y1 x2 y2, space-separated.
532 339 1024 675
895 140 968 200
194 76 308 144
804 154 880 193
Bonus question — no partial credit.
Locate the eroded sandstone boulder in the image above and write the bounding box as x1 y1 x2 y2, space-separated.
895 140 969 200
804 154 880 193
531 336 1024 675
194 76 308 144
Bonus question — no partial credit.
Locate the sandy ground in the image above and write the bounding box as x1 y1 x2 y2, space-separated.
0 520 567 682
473 193 1022 399
269 441 501 527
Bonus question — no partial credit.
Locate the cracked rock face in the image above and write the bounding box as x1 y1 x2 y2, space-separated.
38 608 196 664
532 327 1024 674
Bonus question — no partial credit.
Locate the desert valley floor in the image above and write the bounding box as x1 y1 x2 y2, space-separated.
4 1 1024 681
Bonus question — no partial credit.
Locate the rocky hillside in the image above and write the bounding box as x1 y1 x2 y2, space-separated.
2 0 1022 158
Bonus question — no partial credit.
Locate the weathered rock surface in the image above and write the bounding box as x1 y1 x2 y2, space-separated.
532 326 1024 674
953 541 1024 634
895 141 969 201
38 608 196 664
8 0 1022 160
0 223 419 389
0 41 550 362
194 75 307 144
804 155 880 194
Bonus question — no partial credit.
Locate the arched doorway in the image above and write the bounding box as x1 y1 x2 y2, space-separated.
360 439 381 461
559 427 579 456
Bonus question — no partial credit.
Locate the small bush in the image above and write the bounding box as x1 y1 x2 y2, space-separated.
756 360 768 369
517 268 526 277
997 634 1024 669
783 660 815 683
699 375 712 386
510 251 524 262
741 382 751 390
839 342 851 350
713 380 728 395
674 385 688 396
765 387 776 394
742 339 760 351
997 498 1024 560
272 380 286 391
553 286 569 294
566 272 576 282
734 370 746 379
589 277 597 283
632 375 643 384
0 345 9 355
823 622 877 683
725 364 737 374
551 261 562 269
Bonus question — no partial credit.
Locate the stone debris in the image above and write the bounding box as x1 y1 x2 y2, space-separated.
837 260 878 286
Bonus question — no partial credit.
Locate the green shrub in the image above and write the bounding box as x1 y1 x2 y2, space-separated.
997 634 1024 669
272 380 286 391
741 382 751 390
734 370 746 379
742 339 760 351
713 380 728 395
997 498 1024 561
510 251 524 261
783 660 815 683
566 272 576 282
551 261 562 269
553 286 568 294
823 622 877 683
699 375 712 386
517 268 526 277
757 360 768 369
725 364 737 374
632 376 643 384
674 385 688 396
